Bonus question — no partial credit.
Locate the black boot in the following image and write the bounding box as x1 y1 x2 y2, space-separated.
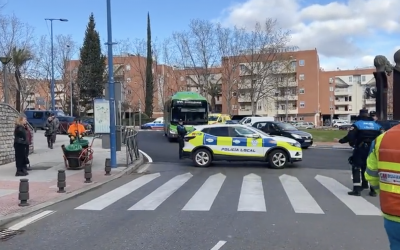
348 186 362 196
362 182 369 189
369 187 377 197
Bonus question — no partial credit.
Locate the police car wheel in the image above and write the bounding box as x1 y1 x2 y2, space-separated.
267 149 288 169
193 148 212 167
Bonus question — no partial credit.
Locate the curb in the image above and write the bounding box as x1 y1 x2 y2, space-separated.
0 153 145 228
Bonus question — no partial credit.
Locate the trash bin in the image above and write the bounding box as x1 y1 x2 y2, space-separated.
64 144 83 168
73 139 89 149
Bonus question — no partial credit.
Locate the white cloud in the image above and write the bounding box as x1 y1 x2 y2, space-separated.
217 0 400 70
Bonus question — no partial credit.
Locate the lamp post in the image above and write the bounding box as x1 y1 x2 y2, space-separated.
66 45 73 116
106 0 117 168
0 57 12 104
329 77 334 125
45 18 68 111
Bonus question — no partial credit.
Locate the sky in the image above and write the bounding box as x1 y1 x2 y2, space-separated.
2 0 400 71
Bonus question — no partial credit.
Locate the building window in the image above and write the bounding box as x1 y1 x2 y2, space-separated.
299 88 305 94
125 64 131 71
126 77 131 83
280 104 286 110
362 75 366 81
180 76 184 81
298 117 304 121
240 64 246 74
299 74 305 80
299 60 305 66
329 86 334 92
300 101 305 108
349 76 353 82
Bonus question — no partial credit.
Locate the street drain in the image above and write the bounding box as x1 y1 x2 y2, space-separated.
0 228 25 241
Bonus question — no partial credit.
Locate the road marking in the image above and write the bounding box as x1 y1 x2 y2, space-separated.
279 174 324 214
211 241 227 250
8 210 55 230
238 173 266 212
182 173 226 211
139 149 153 163
75 173 160 211
129 172 193 210
315 175 381 216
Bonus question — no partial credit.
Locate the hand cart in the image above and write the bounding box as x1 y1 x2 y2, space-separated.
61 136 98 170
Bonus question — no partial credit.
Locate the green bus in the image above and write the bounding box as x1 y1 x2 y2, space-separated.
164 91 209 142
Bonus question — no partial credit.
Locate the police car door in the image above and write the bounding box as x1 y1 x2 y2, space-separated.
203 127 231 155
228 126 264 157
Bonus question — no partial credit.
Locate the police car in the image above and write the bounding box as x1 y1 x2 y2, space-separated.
182 124 302 168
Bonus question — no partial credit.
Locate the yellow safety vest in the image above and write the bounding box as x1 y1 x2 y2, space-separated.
366 125 400 223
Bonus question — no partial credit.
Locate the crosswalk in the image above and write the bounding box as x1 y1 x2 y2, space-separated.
74 172 382 216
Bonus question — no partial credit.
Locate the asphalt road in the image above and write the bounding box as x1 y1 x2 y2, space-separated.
0 131 389 250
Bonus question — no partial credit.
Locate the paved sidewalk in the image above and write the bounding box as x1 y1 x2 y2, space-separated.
0 131 143 226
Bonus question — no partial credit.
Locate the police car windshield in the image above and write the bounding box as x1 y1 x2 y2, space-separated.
276 122 297 131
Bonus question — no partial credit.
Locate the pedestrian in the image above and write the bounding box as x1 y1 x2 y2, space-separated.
23 122 32 170
177 119 187 159
14 116 29 176
67 117 86 144
44 116 57 149
345 109 383 196
50 113 60 142
365 124 400 249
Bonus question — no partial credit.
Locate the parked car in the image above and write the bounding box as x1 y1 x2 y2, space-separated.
294 122 315 129
229 115 261 124
333 121 350 128
252 121 313 149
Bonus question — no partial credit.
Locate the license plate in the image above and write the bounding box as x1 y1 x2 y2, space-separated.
305 140 311 142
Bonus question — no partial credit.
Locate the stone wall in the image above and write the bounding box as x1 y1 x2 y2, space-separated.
0 104 34 165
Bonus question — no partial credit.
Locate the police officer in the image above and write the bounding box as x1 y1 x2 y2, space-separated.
177 119 187 159
346 109 383 196
369 111 378 121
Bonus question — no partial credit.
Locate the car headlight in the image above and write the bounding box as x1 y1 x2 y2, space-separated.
291 134 302 139
289 142 301 148
170 130 176 134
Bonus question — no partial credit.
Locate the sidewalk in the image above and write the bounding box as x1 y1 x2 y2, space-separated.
0 131 144 226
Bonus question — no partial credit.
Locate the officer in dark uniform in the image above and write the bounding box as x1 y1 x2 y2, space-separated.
177 119 187 159
346 109 383 196
369 111 377 121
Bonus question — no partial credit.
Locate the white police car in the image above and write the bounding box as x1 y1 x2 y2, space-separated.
181 124 302 168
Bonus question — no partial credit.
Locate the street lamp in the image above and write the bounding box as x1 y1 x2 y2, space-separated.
45 18 68 111
0 57 12 104
66 45 73 115
329 77 334 125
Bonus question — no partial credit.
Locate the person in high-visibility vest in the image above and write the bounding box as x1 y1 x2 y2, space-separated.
67 117 86 144
365 125 400 249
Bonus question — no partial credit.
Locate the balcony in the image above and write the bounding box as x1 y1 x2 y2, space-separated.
335 109 353 114
334 88 351 96
277 108 298 115
277 95 298 101
365 99 375 105
238 94 251 102
335 100 351 105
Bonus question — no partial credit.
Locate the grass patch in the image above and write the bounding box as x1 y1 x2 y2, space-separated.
300 129 348 142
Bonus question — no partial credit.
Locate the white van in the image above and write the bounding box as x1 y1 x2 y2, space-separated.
239 116 275 126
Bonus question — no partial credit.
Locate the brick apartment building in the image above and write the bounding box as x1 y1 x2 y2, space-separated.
2 49 383 123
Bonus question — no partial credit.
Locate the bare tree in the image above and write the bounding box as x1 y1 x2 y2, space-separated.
130 38 147 109
35 34 77 110
215 24 247 114
0 14 35 109
172 19 221 111
237 19 291 115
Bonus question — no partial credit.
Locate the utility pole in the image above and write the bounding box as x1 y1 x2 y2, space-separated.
106 0 117 168
329 78 334 125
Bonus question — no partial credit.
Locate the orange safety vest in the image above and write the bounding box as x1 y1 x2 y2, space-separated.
378 126 400 217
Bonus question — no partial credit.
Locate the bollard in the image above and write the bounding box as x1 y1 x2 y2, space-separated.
57 170 66 193
18 179 29 207
105 158 111 176
84 165 92 183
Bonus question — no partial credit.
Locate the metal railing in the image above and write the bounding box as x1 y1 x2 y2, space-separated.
122 126 140 166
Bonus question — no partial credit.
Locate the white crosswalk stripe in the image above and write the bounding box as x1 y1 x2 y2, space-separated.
128 172 193 210
73 172 381 216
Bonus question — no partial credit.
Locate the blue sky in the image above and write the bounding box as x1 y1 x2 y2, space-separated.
2 0 231 57
2 0 400 70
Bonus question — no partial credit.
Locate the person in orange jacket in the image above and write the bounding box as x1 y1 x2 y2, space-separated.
67 117 86 144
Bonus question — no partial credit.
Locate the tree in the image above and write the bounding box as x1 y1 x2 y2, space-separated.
237 19 291 115
76 13 106 113
144 13 154 117
172 19 221 111
130 38 147 109
11 47 33 111
216 24 247 114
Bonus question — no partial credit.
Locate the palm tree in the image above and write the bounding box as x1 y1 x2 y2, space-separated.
11 47 33 112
